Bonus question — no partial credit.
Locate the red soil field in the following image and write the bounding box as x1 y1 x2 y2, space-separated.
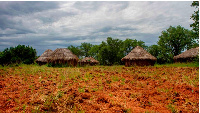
0 65 199 113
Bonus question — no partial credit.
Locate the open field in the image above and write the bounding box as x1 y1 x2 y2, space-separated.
0 64 199 113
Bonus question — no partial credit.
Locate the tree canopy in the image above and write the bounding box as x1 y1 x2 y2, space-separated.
0 45 37 66
190 1 199 39
148 25 198 64
68 37 147 65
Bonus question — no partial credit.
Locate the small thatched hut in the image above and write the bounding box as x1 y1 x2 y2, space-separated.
79 57 99 66
36 49 53 65
121 46 157 66
173 47 199 63
47 48 79 66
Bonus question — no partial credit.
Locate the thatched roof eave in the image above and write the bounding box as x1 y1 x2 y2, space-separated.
48 48 79 62
36 49 53 62
121 46 157 61
173 47 199 60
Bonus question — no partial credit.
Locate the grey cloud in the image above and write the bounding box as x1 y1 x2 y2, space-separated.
0 1 59 16
73 1 129 12
0 1 195 56
98 26 137 33
0 15 15 29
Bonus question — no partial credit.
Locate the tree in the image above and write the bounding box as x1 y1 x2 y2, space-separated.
157 25 194 63
99 45 110 65
106 37 123 65
147 45 160 58
96 37 124 65
88 45 100 60
67 45 83 58
190 1 199 39
0 45 37 66
80 42 93 57
122 38 147 56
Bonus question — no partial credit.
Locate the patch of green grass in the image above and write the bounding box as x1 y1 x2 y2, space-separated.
157 88 172 93
183 75 199 87
167 104 178 113
99 85 103 90
92 88 98 92
112 76 119 82
121 78 125 85
22 104 26 113
78 87 85 93
78 110 85 113
109 93 113 97
56 91 63 98
155 62 199 67
123 108 132 113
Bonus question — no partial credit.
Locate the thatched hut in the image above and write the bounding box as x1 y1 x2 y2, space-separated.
47 48 79 66
79 57 99 66
36 49 53 65
121 46 157 66
173 47 199 63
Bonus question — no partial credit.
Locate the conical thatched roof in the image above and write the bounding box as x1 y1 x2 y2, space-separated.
174 47 199 59
48 48 78 62
79 57 99 63
121 46 157 61
36 49 53 62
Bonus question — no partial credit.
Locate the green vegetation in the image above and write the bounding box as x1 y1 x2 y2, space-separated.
68 37 147 65
155 62 199 67
190 1 199 39
167 104 178 113
0 44 37 66
148 25 198 64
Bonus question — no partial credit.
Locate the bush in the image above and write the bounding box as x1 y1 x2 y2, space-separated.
0 45 37 66
193 55 199 67
47 63 69 67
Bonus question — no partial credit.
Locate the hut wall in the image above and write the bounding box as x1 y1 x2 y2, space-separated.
124 59 155 67
79 61 99 66
51 59 77 67
174 57 197 63
36 61 47 65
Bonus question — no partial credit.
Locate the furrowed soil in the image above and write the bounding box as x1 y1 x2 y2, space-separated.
0 65 199 113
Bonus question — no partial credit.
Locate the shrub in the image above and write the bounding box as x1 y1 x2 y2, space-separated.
0 45 37 66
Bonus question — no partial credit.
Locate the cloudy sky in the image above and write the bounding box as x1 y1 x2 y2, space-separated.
0 1 196 55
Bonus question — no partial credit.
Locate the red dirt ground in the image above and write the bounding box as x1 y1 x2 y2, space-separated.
0 66 199 113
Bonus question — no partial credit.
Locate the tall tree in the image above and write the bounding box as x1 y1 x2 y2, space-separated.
97 37 124 65
157 25 194 63
67 45 83 58
88 45 100 60
158 25 193 56
80 42 93 57
123 39 147 56
0 45 37 66
106 37 123 65
147 45 160 58
190 1 199 39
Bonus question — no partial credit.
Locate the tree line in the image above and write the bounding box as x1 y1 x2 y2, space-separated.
0 1 198 66
0 45 37 66
68 38 147 65
68 25 198 65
